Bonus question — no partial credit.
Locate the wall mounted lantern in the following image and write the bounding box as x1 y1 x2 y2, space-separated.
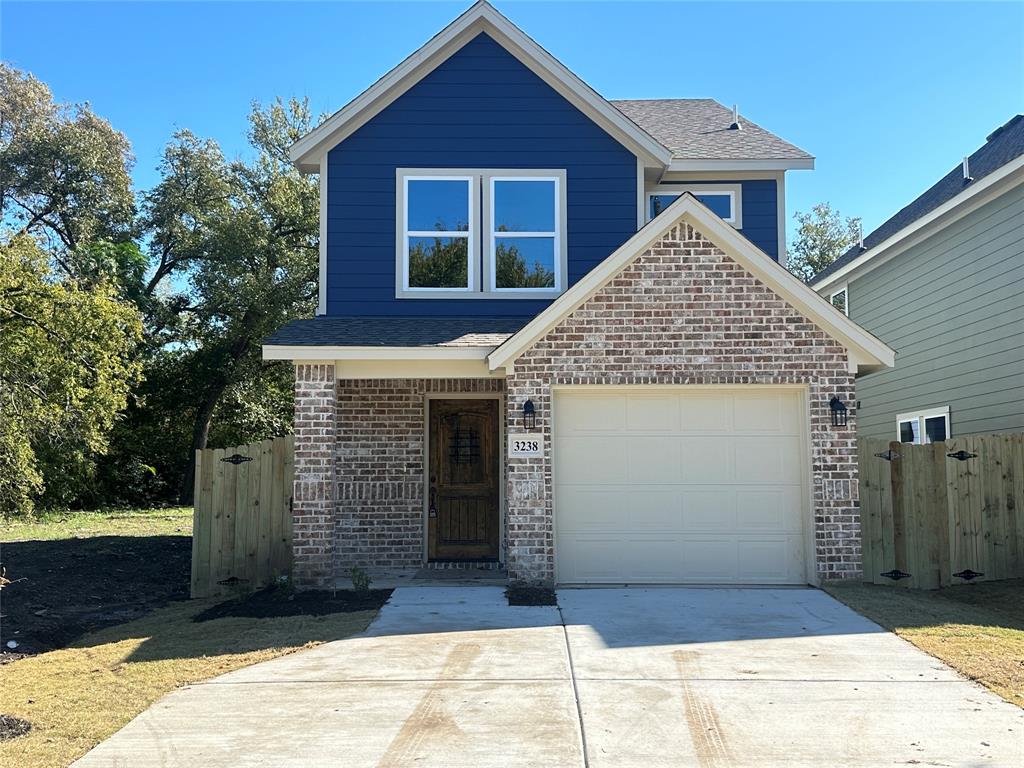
829 396 848 428
522 399 536 431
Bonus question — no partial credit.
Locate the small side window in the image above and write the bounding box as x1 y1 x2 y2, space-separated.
830 287 848 316
646 184 742 227
897 407 950 444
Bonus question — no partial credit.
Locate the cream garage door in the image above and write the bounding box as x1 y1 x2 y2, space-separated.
554 388 808 584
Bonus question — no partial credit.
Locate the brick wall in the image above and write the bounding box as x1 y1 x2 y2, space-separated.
505 221 859 584
292 364 338 588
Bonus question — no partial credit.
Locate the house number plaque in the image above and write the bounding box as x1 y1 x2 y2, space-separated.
508 434 543 458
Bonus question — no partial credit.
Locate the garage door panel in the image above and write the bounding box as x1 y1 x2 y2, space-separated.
554 388 808 585
733 436 803 483
626 436 682 483
557 487 682 530
625 395 680 431
679 437 734 483
555 436 627 483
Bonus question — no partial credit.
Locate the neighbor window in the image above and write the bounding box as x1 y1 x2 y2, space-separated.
646 184 742 227
397 169 565 297
830 286 849 315
897 407 950 444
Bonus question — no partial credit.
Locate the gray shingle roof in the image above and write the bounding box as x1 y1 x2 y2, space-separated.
264 316 529 348
611 99 813 161
813 114 1024 284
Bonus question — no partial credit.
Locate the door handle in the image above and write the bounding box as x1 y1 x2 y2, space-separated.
429 487 437 518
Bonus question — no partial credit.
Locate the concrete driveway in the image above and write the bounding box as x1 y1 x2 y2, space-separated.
76 586 1023 767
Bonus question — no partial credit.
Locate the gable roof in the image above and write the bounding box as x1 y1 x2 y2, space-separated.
289 1 672 172
488 193 895 375
612 99 814 167
812 114 1024 290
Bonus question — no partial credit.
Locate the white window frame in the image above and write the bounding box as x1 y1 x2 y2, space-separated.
396 168 566 299
398 173 477 296
645 183 743 228
896 406 950 444
487 174 564 295
830 285 849 316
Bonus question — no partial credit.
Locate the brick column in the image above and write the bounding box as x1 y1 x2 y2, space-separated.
293 363 336 588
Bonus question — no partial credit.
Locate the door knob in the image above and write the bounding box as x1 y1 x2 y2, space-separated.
429 487 437 518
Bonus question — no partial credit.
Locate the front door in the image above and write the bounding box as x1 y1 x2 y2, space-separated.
428 399 500 561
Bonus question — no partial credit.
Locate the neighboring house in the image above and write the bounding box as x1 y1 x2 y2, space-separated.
812 115 1024 444
263 2 893 588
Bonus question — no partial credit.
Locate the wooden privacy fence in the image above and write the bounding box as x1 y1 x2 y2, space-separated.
191 435 295 598
859 434 1024 589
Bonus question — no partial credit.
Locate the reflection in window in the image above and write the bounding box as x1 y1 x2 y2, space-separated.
649 191 734 222
491 178 559 290
831 288 848 315
898 408 950 444
404 178 472 290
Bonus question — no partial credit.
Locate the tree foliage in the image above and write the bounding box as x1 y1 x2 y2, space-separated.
0 237 142 513
787 203 861 283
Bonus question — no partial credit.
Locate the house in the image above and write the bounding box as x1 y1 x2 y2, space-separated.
812 115 1024 444
263 1 894 588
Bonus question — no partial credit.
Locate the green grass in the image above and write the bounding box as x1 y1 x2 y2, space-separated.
825 579 1024 709
1 507 192 541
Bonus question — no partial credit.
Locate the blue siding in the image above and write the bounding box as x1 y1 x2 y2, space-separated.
325 33 638 317
656 180 779 260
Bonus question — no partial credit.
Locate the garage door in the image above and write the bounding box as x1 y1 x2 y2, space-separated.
554 388 808 584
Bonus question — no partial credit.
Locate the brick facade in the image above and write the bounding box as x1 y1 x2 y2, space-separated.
292 223 861 589
504 222 859 584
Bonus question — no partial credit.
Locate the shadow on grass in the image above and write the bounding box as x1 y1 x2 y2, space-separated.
0 535 191 655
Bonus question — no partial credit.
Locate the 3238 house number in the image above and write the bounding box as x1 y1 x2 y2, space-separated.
508 434 544 458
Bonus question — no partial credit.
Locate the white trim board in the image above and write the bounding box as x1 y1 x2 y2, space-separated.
668 158 814 173
289 1 671 173
487 192 895 375
812 155 1024 293
263 345 494 361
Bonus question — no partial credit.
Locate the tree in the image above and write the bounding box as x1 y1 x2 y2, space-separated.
787 203 861 283
0 236 142 513
0 64 135 278
136 98 320 502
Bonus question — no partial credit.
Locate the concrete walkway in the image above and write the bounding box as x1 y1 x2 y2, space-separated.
75 587 1024 767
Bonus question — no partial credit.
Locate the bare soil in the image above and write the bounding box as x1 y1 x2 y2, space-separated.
193 586 393 622
0 534 191 660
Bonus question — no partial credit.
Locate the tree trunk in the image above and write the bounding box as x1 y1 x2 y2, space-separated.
177 381 228 505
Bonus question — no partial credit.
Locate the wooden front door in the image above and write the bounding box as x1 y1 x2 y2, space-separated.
428 399 500 561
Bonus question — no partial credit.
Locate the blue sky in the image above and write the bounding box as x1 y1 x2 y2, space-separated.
3 1 1022 243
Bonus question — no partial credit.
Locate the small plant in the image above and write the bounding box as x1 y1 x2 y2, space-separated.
349 566 372 593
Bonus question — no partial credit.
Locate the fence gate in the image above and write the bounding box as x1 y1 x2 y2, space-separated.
191 435 295 598
859 434 1024 589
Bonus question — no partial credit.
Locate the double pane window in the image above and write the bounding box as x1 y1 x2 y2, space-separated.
647 185 741 226
897 408 950 444
491 178 558 290
403 177 474 290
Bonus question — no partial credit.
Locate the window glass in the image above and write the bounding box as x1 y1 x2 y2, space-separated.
495 237 556 288
649 192 732 220
899 419 920 444
407 236 469 288
407 179 470 232
924 416 947 443
831 289 848 315
493 180 555 232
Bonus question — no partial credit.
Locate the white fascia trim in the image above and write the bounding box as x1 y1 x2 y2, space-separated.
317 154 327 315
812 155 1024 293
263 345 494 361
487 193 895 374
668 158 814 173
289 2 671 172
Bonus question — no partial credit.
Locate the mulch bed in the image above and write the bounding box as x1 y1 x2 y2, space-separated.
0 713 33 741
193 586 393 622
0 535 191 661
506 585 558 606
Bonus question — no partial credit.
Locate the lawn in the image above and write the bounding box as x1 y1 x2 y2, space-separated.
825 579 1024 709
0 507 380 767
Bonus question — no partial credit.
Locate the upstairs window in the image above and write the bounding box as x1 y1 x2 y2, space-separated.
397 169 565 298
646 184 742 227
897 407 950 444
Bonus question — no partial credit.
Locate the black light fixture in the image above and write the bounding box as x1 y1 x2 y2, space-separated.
829 396 848 428
522 399 536 430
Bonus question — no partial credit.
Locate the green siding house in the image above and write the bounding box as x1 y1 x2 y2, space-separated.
812 115 1024 442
